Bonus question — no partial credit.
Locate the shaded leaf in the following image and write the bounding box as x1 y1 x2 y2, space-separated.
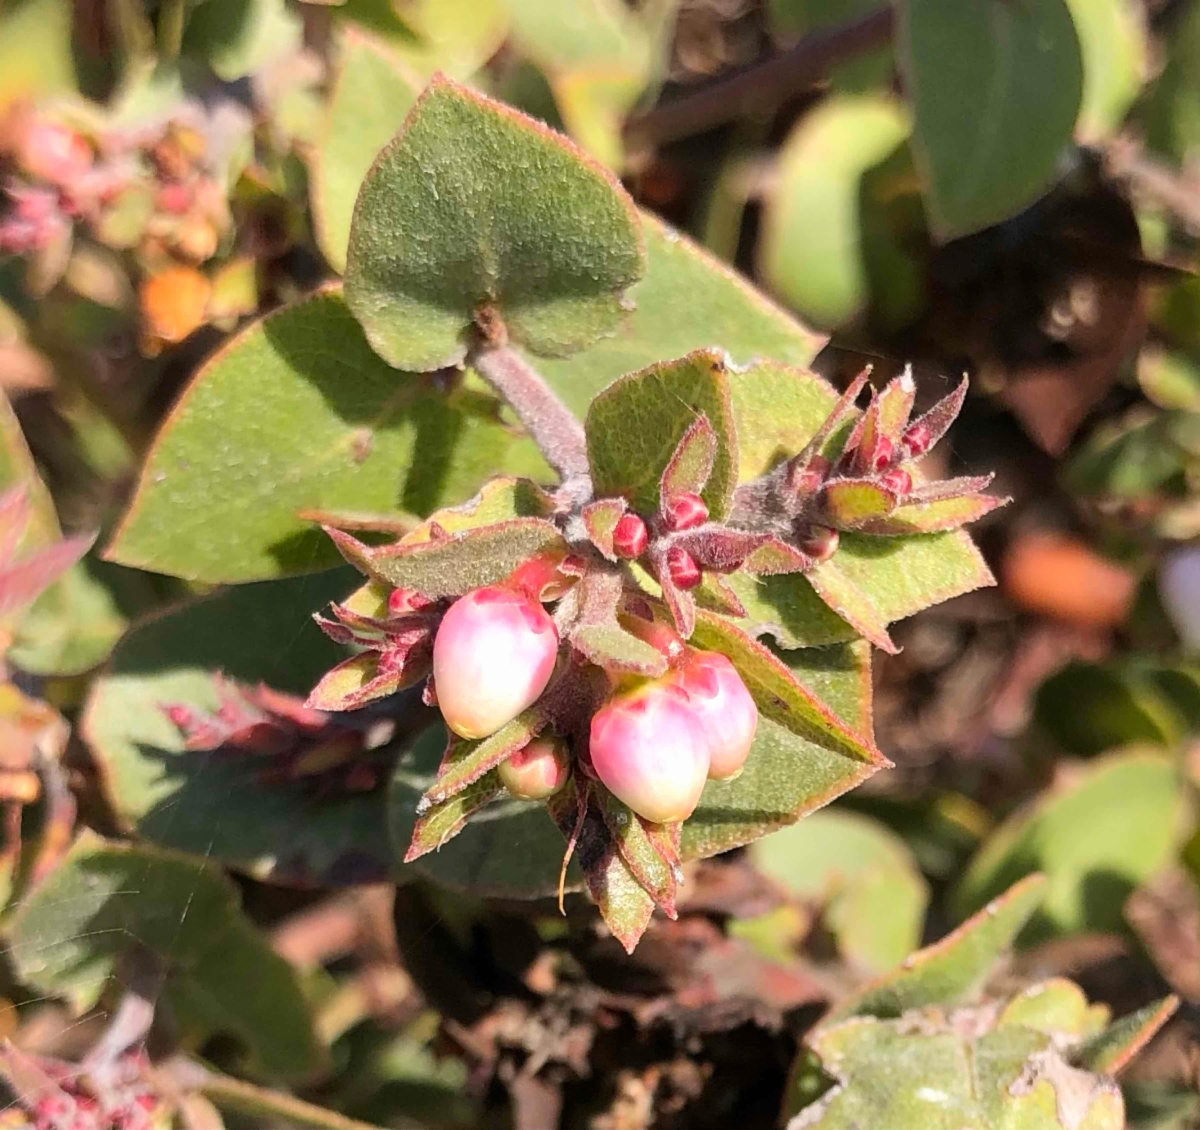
106 291 547 583
592 783 678 917
1066 0 1146 142
184 0 302 80
81 570 394 886
344 75 644 370
8 832 322 1081
586 349 738 520
899 0 1083 237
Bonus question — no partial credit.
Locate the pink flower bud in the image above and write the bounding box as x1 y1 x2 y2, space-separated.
901 421 933 458
798 524 839 562
432 586 558 739
663 491 708 531
612 513 649 558
1160 544 1200 650
665 546 701 590
787 455 830 496
879 467 912 496
388 586 432 615
867 434 894 471
589 679 709 824
673 651 758 780
498 734 570 800
17 119 92 186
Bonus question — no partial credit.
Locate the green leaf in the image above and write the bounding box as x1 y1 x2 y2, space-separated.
1142 1 1200 165
1065 0 1146 142
183 0 303 81
80 569 395 886
723 530 994 650
898 0 1084 238
799 556 897 653
592 784 678 916
820 479 899 528
420 709 546 808
586 349 738 518
331 518 566 596
311 29 420 274
750 809 928 973
404 770 504 862
383 0 509 80
1072 997 1180 1077
760 95 909 329
826 873 1048 1024
344 75 644 370
106 290 546 583
0 0 77 107
8 832 323 1081
856 492 1006 535
953 749 1186 945
530 214 827 416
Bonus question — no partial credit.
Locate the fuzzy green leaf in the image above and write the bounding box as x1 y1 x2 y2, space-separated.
404 770 505 862
586 349 738 519
344 75 644 370
899 0 1084 237
856 493 1006 534
820 479 899 528
593 784 679 917
571 622 668 676
805 556 898 653
826 873 1048 1024
1072 997 1179 1076
311 29 420 274
80 569 394 886
332 517 566 596
953 749 1185 945
581 496 627 559
106 291 546 583
1066 0 1147 143
421 709 547 809
8 832 322 1081
751 809 928 973
531 215 827 416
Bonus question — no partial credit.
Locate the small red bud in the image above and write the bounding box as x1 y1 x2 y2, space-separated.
665 546 702 590
868 434 894 472
589 680 709 823
901 422 933 458
388 586 432 615
798 525 839 562
17 119 92 186
612 513 649 559
498 735 570 800
787 455 830 496
673 651 758 780
879 467 913 496
663 491 708 531
156 181 193 214
432 586 558 739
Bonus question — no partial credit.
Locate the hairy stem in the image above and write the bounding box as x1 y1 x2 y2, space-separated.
470 342 592 483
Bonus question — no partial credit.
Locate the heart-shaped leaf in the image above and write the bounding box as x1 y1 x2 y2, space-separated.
8 832 322 1081
586 349 739 519
899 0 1084 237
106 290 547 583
344 75 644 371
80 569 395 886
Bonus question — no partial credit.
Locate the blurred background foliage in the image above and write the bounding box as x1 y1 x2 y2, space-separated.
0 0 1200 1126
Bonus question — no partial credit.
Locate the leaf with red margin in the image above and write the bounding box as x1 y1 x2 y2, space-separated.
569 567 668 675
592 782 679 917
694 573 747 617
856 493 1007 535
581 497 627 560
404 770 504 862
875 367 917 440
905 375 968 456
804 557 899 654
306 653 418 711
1071 997 1180 1076
820 479 899 529
659 414 718 504
329 518 567 596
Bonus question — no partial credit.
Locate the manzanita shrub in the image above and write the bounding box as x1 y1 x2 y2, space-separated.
107 76 1004 952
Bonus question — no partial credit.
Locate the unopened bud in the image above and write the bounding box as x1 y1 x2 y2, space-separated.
867 434 895 471
673 651 758 780
388 586 432 615
787 455 830 496
798 525 839 562
612 512 649 559
665 546 702 590
663 491 708 531
498 735 570 800
901 422 933 458
880 467 913 496
432 585 558 739
589 680 709 823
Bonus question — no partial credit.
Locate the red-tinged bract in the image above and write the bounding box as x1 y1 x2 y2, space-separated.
589 679 709 824
433 585 558 739
673 651 758 780
498 734 570 800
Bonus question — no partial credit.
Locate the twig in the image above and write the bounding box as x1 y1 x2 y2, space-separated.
624 6 894 149
470 343 591 483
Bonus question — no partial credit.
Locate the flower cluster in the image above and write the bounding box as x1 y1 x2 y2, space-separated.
308 365 1001 949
